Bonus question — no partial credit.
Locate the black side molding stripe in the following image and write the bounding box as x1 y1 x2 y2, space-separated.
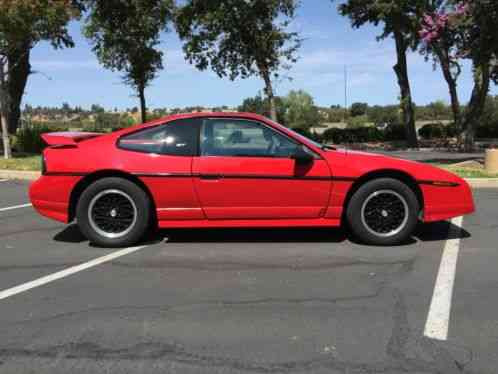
132 172 193 178
137 173 356 181
417 180 460 187
45 171 358 182
331 176 357 182
44 172 88 177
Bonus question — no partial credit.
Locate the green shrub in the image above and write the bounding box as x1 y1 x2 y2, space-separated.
323 127 384 144
384 123 406 141
346 115 368 129
476 124 498 138
418 123 446 139
292 127 322 142
16 126 54 154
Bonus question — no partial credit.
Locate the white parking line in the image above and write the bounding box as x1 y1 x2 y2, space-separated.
0 245 149 302
424 216 464 341
0 203 32 212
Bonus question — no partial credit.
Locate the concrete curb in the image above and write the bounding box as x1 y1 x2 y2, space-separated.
465 178 498 188
0 170 41 181
2 169 498 188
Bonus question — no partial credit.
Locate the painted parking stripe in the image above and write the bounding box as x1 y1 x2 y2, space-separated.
0 203 32 212
0 245 149 302
424 216 464 341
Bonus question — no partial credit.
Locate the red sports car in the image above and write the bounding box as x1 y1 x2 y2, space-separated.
30 112 474 247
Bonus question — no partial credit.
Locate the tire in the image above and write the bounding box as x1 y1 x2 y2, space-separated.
346 178 420 246
76 177 151 248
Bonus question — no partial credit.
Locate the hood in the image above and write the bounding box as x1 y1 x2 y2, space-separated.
323 148 464 185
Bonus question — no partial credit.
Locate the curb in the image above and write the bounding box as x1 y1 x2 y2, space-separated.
0 170 41 181
465 178 498 188
2 169 498 188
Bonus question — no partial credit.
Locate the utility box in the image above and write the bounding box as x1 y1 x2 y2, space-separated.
485 149 498 174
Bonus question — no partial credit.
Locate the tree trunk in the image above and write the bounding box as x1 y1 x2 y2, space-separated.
1 111 11 159
261 70 277 122
435 46 462 133
0 60 12 159
462 62 490 152
138 85 147 124
393 29 418 149
7 43 31 134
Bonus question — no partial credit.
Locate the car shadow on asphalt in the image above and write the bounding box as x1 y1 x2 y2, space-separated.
53 220 470 248
414 221 471 242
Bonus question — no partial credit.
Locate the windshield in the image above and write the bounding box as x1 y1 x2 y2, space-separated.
281 126 335 150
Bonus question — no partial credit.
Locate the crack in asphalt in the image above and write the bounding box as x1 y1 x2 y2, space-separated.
0 261 472 374
0 237 473 373
0 291 459 374
111 257 416 272
0 258 416 273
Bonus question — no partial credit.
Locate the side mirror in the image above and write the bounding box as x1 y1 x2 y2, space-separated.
291 145 314 165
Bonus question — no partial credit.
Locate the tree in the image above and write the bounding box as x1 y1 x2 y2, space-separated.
0 0 82 158
238 94 287 124
176 0 301 121
367 105 400 126
350 102 368 117
283 90 320 129
419 0 498 150
90 103 105 113
427 100 450 121
337 0 424 148
419 1 463 133
84 0 174 124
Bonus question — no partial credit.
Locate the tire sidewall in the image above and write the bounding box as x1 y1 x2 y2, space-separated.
347 178 420 246
77 178 150 248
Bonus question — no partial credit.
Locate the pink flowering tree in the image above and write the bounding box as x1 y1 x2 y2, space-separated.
419 0 498 150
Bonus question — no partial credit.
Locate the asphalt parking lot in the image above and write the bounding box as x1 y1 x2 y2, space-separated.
0 179 497 374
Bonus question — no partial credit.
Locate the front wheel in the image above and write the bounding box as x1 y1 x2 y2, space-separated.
346 178 420 246
76 178 151 248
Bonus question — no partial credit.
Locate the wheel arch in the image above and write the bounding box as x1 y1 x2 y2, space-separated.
68 170 157 223
343 169 424 219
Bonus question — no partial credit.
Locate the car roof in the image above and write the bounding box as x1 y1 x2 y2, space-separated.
114 111 323 154
139 112 269 127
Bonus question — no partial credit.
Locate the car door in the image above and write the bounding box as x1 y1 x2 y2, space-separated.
117 118 204 221
192 117 332 220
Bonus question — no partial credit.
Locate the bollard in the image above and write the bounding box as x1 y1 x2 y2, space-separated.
485 149 498 174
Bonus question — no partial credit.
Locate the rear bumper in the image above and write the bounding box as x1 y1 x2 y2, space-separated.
422 179 475 222
29 175 82 224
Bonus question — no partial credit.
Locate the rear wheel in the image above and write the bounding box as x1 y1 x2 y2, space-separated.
76 178 151 247
346 178 420 245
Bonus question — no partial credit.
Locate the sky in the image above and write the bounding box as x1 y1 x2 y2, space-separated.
25 1 497 111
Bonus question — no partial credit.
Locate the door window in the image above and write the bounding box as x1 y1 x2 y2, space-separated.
118 118 199 156
201 118 301 158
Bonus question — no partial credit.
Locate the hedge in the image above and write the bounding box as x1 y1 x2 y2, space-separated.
16 126 55 154
321 124 405 144
476 124 498 138
418 123 457 139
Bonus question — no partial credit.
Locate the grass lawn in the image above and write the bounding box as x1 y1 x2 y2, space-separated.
438 165 498 179
0 154 41 171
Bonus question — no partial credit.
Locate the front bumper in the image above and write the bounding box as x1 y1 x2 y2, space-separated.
422 179 475 222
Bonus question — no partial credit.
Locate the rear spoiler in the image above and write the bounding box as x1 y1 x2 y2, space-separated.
41 132 102 147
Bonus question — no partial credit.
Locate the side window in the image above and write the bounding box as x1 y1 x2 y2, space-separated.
200 118 301 158
118 119 199 156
